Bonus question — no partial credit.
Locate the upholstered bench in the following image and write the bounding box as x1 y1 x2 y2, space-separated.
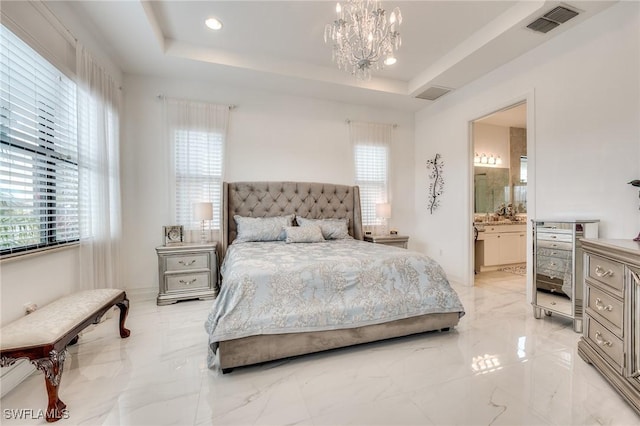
0 289 130 422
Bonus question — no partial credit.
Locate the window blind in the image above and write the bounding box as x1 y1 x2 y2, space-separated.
350 121 393 227
174 129 223 230
0 24 79 256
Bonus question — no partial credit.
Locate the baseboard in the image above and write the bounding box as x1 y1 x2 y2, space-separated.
0 359 36 398
124 287 156 302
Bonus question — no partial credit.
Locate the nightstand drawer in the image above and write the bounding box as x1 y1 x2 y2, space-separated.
586 285 623 336
166 273 210 292
585 316 624 373
166 253 209 271
588 254 624 294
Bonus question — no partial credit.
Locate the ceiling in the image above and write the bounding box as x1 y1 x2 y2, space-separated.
476 103 527 128
48 1 616 111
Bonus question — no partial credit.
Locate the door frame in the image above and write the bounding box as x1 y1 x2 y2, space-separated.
467 91 536 303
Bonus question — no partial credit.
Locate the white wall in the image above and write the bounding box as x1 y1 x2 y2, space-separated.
473 122 510 168
413 2 640 289
121 75 415 290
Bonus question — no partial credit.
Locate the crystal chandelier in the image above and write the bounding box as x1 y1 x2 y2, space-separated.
324 0 402 80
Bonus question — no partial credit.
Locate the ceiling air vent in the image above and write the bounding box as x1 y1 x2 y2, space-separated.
416 86 452 101
527 5 579 34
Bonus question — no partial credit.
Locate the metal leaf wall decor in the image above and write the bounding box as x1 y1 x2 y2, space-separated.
426 153 444 214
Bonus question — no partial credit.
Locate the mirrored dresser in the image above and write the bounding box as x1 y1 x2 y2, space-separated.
532 219 599 332
578 239 640 415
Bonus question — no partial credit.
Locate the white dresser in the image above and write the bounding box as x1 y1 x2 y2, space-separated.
578 239 640 415
532 219 599 332
156 243 218 305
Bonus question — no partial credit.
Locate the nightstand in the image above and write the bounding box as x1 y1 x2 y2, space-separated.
156 242 218 305
364 234 409 249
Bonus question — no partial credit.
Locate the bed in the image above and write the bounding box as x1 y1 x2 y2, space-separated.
205 181 465 372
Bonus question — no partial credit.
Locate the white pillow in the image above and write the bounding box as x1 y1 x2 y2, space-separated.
296 217 351 240
234 214 294 242
284 225 325 243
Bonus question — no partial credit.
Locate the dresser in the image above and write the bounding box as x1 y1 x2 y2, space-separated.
156 243 218 305
578 239 640 415
363 234 409 249
532 220 599 332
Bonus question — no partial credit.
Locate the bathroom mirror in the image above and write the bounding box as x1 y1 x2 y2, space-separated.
474 167 509 213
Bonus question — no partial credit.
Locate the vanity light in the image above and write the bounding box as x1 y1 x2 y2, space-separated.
496 156 503 165
205 17 223 30
488 155 496 165
480 153 488 164
474 152 481 164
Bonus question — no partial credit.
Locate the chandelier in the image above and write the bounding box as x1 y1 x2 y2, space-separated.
324 0 402 80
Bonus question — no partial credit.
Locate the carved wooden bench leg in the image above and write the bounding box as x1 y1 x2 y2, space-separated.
116 298 131 338
32 349 67 422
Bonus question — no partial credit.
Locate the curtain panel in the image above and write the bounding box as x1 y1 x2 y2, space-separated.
163 98 229 243
349 121 394 234
76 43 122 291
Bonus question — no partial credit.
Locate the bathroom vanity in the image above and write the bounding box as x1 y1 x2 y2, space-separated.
475 222 527 272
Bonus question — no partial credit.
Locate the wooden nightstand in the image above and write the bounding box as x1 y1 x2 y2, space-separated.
364 234 409 249
156 242 218 305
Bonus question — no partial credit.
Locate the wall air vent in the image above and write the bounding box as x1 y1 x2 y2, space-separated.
527 5 579 34
416 86 452 101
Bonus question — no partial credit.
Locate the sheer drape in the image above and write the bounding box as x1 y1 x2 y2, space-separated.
349 121 393 234
76 43 121 290
164 99 229 242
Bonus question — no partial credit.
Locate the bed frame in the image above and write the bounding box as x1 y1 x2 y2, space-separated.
217 181 460 372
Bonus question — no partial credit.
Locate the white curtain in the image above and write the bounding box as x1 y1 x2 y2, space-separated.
349 121 393 234
164 98 229 243
76 43 122 290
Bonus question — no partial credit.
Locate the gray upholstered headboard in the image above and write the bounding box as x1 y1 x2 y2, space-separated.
222 181 363 257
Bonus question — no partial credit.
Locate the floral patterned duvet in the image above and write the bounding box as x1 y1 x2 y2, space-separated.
205 239 464 350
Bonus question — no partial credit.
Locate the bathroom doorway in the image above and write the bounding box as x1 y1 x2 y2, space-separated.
471 102 528 288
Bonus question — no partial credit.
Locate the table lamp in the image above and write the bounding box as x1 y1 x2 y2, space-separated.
376 202 391 235
193 202 213 243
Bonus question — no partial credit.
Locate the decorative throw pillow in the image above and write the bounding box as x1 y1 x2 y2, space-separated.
234 214 294 242
284 225 325 244
296 217 351 240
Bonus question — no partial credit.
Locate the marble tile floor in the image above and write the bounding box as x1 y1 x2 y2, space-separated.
2 271 640 425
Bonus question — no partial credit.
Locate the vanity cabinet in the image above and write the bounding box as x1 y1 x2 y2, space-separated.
475 224 526 271
578 239 640 415
532 220 599 332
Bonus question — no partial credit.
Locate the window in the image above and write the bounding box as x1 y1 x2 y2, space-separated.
166 99 228 231
0 25 78 256
174 129 223 229
350 121 393 227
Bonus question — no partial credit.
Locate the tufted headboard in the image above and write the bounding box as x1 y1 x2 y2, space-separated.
222 181 363 257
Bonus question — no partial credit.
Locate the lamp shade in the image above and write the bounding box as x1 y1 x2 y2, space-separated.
375 203 391 219
193 202 213 221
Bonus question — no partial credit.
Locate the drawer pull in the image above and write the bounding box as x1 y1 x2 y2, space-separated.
550 235 557 239
178 278 197 285
594 265 614 278
594 298 613 312
178 259 197 266
594 331 612 347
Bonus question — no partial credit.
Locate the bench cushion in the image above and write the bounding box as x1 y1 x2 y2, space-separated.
0 289 124 351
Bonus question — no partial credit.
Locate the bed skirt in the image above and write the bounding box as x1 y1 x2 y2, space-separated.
216 311 460 371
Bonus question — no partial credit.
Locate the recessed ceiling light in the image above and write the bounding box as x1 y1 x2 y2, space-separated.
205 17 223 31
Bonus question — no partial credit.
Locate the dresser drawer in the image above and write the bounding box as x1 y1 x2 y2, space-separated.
586 285 623 336
537 231 573 243
588 254 624 294
585 316 624 373
166 272 211 292
536 239 572 251
166 253 209 272
537 255 570 278
537 247 571 260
